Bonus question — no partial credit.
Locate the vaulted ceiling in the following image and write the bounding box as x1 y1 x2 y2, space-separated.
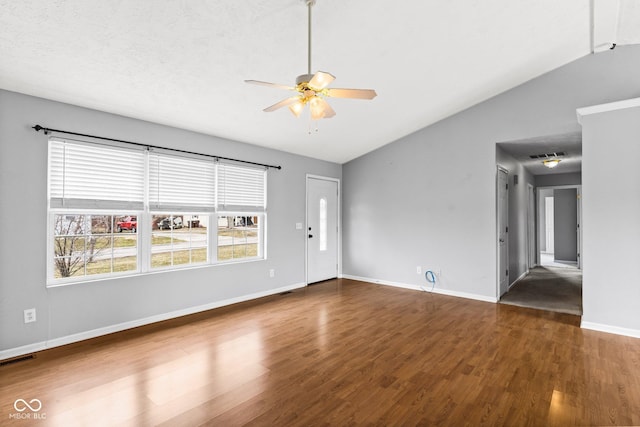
1 1 638 163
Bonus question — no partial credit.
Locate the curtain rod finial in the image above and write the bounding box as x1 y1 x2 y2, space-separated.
32 125 51 135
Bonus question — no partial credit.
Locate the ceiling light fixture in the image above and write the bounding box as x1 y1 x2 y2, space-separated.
543 159 561 168
245 0 377 123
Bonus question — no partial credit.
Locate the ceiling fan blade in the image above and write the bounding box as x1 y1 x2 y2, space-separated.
308 71 335 90
245 80 295 91
325 88 377 100
264 96 301 112
310 97 336 119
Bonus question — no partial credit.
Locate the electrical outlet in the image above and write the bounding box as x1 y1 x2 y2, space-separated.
269 269 275 278
24 308 36 324
416 266 422 274
295 222 303 230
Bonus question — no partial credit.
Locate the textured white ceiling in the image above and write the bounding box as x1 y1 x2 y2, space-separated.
0 0 633 163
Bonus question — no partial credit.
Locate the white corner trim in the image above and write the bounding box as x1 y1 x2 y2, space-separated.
0 282 306 362
576 97 640 124
342 275 498 303
580 321 640 339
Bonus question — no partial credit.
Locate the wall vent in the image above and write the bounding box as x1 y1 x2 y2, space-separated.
0 354 35 367
529 152 566 159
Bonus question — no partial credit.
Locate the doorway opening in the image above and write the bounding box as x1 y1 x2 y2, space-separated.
537 186 581 270
495 133 582 315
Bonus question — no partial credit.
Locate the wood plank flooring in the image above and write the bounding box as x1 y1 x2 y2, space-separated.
2 279 640 426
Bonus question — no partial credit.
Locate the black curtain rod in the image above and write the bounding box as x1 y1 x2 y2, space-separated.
32 125 282 170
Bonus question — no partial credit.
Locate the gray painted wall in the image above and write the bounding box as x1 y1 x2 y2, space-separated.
553 188 578 261
0 89 341 354
536 172 582 187
343 45 640 303
496 146 535 284
581 100 640 333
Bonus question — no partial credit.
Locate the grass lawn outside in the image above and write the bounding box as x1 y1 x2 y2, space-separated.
218 243 258 261
54 242 258 278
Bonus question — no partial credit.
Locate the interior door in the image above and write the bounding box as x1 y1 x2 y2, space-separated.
497 168 509 297
307 177 338 284
527 184 536 268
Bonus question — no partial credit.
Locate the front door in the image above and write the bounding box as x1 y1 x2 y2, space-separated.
307 177 338 284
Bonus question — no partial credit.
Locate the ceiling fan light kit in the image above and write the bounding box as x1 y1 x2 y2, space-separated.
245 0 376 122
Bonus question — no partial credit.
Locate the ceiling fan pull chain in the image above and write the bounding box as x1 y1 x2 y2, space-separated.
308 116 319 135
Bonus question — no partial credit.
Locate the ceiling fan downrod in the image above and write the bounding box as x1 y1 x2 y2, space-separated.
306 0 315 75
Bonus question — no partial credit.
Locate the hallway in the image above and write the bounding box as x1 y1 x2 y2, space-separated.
499 265 582 316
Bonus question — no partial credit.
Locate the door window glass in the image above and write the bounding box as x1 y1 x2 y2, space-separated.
319 198 327 251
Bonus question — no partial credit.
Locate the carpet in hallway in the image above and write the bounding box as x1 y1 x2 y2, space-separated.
499 266 582 316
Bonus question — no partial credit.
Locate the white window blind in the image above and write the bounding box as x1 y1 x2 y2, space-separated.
218 162 266 212
148 151 216 212
48 139 145 209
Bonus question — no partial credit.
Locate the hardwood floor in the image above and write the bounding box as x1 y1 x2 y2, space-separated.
2 279 640 426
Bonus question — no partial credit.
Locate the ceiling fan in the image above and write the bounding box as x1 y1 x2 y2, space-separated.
245 0 377 120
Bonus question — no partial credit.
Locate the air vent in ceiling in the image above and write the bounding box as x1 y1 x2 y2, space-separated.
529 152 566 159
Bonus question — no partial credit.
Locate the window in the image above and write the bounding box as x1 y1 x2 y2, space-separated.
319 198 327 251
216 162 266 263
218 215 262 261
47 138 267 285
53 214 138 279
151 214 209 268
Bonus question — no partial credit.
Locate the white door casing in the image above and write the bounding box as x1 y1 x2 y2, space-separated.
307 176 339 284
576 187 582 269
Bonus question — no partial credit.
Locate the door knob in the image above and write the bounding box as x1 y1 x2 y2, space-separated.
308 234 313 238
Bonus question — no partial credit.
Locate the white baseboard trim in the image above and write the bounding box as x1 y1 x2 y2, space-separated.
342 275 498 303
554 259 578 265
508 270 528 290
0 342 49 362
580 321 640 339
0 282 306 361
